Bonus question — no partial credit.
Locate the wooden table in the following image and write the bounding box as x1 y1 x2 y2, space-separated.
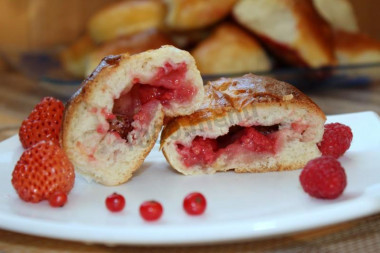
0 71 379 253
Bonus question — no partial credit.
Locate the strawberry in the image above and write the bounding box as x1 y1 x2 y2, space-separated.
12 141 75 203
19 97 64 149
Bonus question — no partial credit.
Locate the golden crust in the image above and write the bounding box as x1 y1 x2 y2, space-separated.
233 0 335 67
88 0 165 43
161 74 325 145
191 23 271 74
291 0 335 63
85 29 173 75
334 30 380 54
164 0 237 30
234 160 306 173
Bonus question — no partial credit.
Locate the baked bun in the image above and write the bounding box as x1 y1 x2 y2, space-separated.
313 0 359 32
161 74 325 175
87 0 165 43
60 34 96 78
334 30 380 65
191 23 271 74
233 0 336 67
62 46 204 185
85 29 174 76
164 0 237 30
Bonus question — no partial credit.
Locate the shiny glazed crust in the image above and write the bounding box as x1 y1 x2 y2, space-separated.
233 0 336 67
62 46 204 185
161 74 326 175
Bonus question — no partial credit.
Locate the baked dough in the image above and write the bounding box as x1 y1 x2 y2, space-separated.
164 0 237 30
313 0 359 32
85 29 173 76
191 23 271 74
62 46 204 185
161 74 325 175
233 0 336 67
87 0 165 43
334 30 380 65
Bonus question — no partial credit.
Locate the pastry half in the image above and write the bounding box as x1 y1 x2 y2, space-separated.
62 46 204 185
161 74 326 175
233 0 336 67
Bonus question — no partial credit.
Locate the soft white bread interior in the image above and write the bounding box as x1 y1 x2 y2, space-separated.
191 23 271 74
313 0 359 32
233 0 336 67
62 46 204 185
161 74 326 175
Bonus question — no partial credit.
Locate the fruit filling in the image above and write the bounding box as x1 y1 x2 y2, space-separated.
176 125 280 168
108 61 195 140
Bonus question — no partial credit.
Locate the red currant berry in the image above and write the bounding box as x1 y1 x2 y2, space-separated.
49 192 68 207
105 192 125 212
139 200 163 221
183 192 207 215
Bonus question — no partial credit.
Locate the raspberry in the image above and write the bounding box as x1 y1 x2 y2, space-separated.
318 123 353 158
300 156 347 199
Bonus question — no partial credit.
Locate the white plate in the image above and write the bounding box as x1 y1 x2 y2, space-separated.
0 111 380 246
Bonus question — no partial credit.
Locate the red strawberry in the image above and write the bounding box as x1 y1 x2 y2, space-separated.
19 97 64 149
12 141 75 203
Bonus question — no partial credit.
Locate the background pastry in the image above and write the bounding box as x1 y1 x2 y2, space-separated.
191 23 271 74
164 0 237 30
313 0 359 32
333 30 380 65
233 0 336 68
87 0 165 44
85 29 173 76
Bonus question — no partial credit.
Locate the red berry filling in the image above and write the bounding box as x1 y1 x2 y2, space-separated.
107 61 195 141
177 125 279 168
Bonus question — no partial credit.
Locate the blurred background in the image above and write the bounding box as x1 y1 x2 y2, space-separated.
0 0 379 137
0 0 379 85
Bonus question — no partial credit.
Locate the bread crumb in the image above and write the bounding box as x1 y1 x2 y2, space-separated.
283 94 294 101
